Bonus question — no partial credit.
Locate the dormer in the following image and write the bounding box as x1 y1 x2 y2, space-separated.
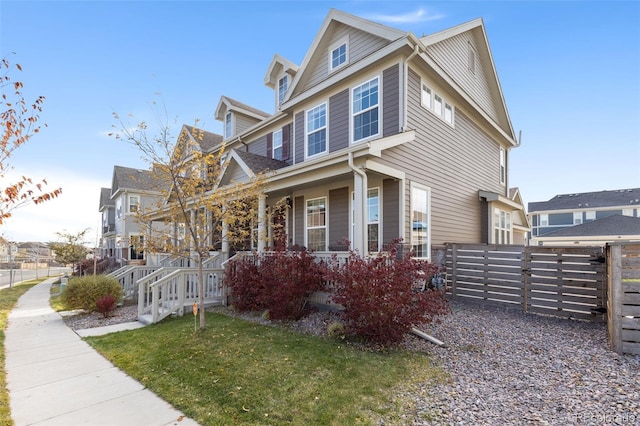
264 54 299 110
214 96 270 141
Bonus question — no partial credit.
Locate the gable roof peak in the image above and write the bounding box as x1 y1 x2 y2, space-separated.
214 95 270 121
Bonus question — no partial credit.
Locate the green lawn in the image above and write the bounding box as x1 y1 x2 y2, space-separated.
87 312 445 425
0 280 43 426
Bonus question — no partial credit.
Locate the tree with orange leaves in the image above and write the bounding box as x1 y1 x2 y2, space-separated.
1 54 61 225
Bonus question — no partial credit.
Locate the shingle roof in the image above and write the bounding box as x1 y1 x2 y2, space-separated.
225 97 270 119
235 150 288 174
99 187 114 210
112 165 161 193
528 188 640 212
183 125 223 153
542 215 640 238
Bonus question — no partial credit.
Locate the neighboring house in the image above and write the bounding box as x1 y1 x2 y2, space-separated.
528 188 640 246
531 215 640 246
99 165 164 265
122 9 528 264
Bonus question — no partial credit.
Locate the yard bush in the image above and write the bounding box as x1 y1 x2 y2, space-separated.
96 294 118 318
326 242 450 346
226 248 327 320
60 275 124 312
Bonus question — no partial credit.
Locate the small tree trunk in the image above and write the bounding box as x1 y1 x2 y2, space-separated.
198 254 206 330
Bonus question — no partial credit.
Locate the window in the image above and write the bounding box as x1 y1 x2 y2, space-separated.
434 94 442 117
623 208 634 217
330 39 348 71
573 212 583 224
306 103 327 157
585 211 596 221
306 198 326 251
499 147 506 185
129 195 139 213
494 208 511 244
540 214 549 226
367 188 380 252
273 129 283 160
352 77 379 142
421 84 432 109
278 75 288 106
421 80 455 126
411 184 430 258
129 235 144 260
224 112 233 139
116 198 122 219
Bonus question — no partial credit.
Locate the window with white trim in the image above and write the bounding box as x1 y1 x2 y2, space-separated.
224 112 233 139
494 208 511 244
352 77 379 142
329 38 348 71
306 198 326 251
540 214 549 226
128 195 139 213
421 81 455 126
306 103 327 157
278 75 288 106
500 147 506 185
573 212 583 224
367 188 380 252
273 129 283 160
586 211 596 221
411 184 430 258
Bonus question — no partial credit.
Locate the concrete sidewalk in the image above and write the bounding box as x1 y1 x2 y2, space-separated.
5 278 200 426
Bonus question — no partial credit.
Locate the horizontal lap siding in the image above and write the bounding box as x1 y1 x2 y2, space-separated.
249 135 267 157
235 114 259 135
328 187 349 250
329 90 349 152
380 68 504 245
297 24 391 95
426 32 500 125
294 111 304 164
383 64 400 137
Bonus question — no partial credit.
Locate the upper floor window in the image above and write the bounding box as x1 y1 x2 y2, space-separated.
540 214 549 226
272 129 283 160
129 195 139 213
573 212 583 224
499 147 506 185
116 198 122 219
329 38 348 71
224 112 233 139
352 77 379 142
421 81 455 127
306 103 327 157
585 211 596 221
278 75 288 106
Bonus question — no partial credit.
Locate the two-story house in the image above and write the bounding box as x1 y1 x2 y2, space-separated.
528 188 640 246
138 9 529 264
99 165 165 265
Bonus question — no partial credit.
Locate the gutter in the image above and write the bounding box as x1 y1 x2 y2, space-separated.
402 44 421 132
348 152 368 256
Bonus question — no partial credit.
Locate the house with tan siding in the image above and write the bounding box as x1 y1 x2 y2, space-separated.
133 8 529 263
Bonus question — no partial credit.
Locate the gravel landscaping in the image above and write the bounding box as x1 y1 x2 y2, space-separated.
63 299 640 425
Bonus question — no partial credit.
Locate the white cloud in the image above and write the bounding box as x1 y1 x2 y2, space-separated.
365 8 445 24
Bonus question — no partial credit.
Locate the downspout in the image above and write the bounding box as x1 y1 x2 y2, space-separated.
348 152 368 257
402 44 420 132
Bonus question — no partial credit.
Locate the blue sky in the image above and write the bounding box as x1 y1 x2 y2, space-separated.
1 0 639 243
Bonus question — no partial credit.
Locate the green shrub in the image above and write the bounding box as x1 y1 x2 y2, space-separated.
60 275 124 311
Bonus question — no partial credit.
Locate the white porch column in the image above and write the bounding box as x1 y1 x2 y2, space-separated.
221 219 229 256
350 153 368 257
257 194 267 253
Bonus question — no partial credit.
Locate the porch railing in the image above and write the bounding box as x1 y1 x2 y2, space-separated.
137 268 226 324
109 265 161 300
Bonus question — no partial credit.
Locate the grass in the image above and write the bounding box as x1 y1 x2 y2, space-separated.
0 279 45 426
87 312 446 425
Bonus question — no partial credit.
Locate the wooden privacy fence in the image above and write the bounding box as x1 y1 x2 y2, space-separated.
445 244 607 322
607 243 640 355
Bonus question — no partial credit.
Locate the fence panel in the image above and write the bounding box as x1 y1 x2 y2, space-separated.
524 246 606 321
446 244 606 322
608 243 640 355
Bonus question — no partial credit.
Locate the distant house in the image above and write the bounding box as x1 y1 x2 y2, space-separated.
99 166 164 265
528 188 640 246
105 8 529 264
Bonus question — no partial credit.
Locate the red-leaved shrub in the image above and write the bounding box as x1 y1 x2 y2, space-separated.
226 247 327 320
326 242 450 346
96 294 117 318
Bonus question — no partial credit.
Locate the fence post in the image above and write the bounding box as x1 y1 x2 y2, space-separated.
608 244 622 354
522 247 529 313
